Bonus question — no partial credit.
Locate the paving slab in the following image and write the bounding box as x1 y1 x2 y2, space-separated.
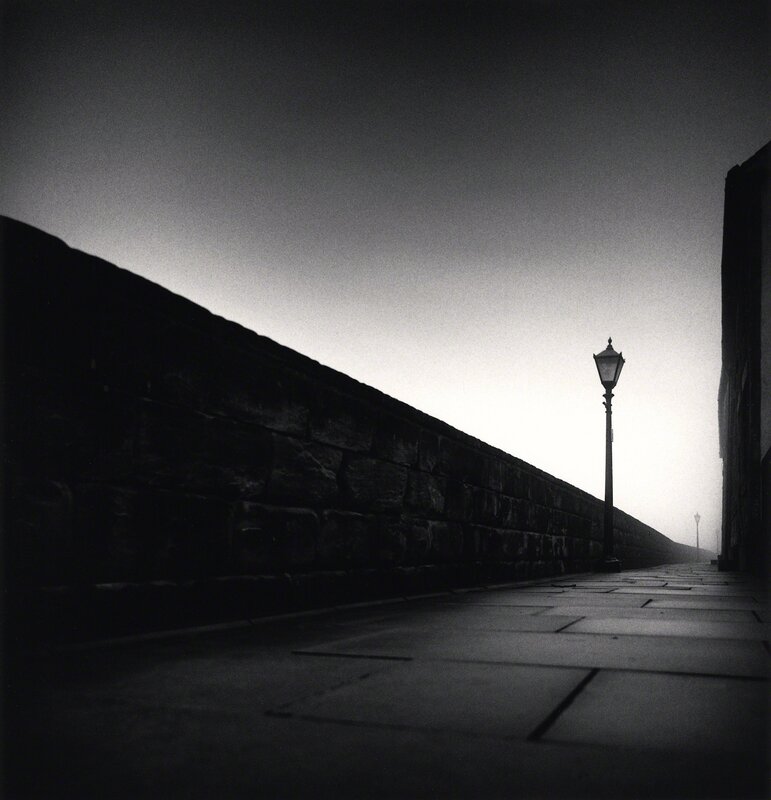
612 586 759 597
566 618 771 640
617 581 669 587
272 660 591 738
38 649 399 713
540 605 758 622
298 628 769 677
446 592 650 608
550 582 629 589
646 597 766 611
333 603 552 628
665 584 759 593
334 610 582 634
11 694 762 799
545 670 769 755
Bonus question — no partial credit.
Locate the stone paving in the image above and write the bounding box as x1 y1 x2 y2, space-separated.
5 563 769 798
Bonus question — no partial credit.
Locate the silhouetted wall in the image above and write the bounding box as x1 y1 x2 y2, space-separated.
718 141 770 577
2 217 700 640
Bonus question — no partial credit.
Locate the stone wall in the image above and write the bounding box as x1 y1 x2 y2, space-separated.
2 217 700 640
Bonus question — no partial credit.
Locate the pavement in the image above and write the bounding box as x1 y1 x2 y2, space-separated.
5 562 769 799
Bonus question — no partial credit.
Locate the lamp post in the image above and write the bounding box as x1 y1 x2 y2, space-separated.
694 512 700 561
593 338 625 572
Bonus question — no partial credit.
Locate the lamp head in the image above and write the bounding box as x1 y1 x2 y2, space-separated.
593 337 625 390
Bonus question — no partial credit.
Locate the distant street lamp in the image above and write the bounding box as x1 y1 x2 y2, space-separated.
594 338 625 572
694 512 701 561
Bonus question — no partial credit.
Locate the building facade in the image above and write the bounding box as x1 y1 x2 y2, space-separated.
718 141 770 576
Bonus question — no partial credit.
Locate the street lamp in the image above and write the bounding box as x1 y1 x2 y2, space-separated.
694 512 700 561
594 337 625 572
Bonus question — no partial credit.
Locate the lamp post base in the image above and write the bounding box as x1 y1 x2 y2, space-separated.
600 557 622 573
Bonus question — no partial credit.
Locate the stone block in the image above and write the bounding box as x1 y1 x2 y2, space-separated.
206 357 310 436
319 511 376 567
500 529 527 560
445 480 474 521
501 462 524 497
526 503 550 534
484 458 504 492
560 513 580 538
558 490 580 515
347 567 392 600
266 435 341 505
437 437 486 484
543 481 557 507
532 560 550 577
497 494 512 527
526 532 543 560
371 414 420 466
134 399 271 497
528 477 547 504
309 390 374 451
155 364 208 410
575 494 597 519
393 566 425 595
536 505 551 534
473 488 502 526
508 497 529 529
417 430 440 473
6 479 74 588
378 515 431 565
466 525 512 561
92 309 218 403
482 560 515 583
547 509 568 537
105 318 217 406
374 516 406 565
572 537 591 558
214 387 309 436
193 574 285 620
138 490 232 580
405 471 445 515
342 456 408 511
577 516 592 539
428 520 464 561
231 503 319 573
463 525 482 559
74 484 141 583
515 560 532 579
7 372 138 480
287 570 350 609
404 519 432 564
477 526 506 560
482 528 508 572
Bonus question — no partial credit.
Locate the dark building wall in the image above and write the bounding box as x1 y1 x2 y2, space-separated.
2 217 699 639
718 142 770 577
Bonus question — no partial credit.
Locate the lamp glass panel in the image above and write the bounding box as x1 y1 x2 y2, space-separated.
596 355 620 384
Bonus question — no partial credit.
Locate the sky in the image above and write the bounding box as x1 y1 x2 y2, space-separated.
2 0 768 549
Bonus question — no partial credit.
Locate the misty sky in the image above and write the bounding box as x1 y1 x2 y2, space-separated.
2 0 768 547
